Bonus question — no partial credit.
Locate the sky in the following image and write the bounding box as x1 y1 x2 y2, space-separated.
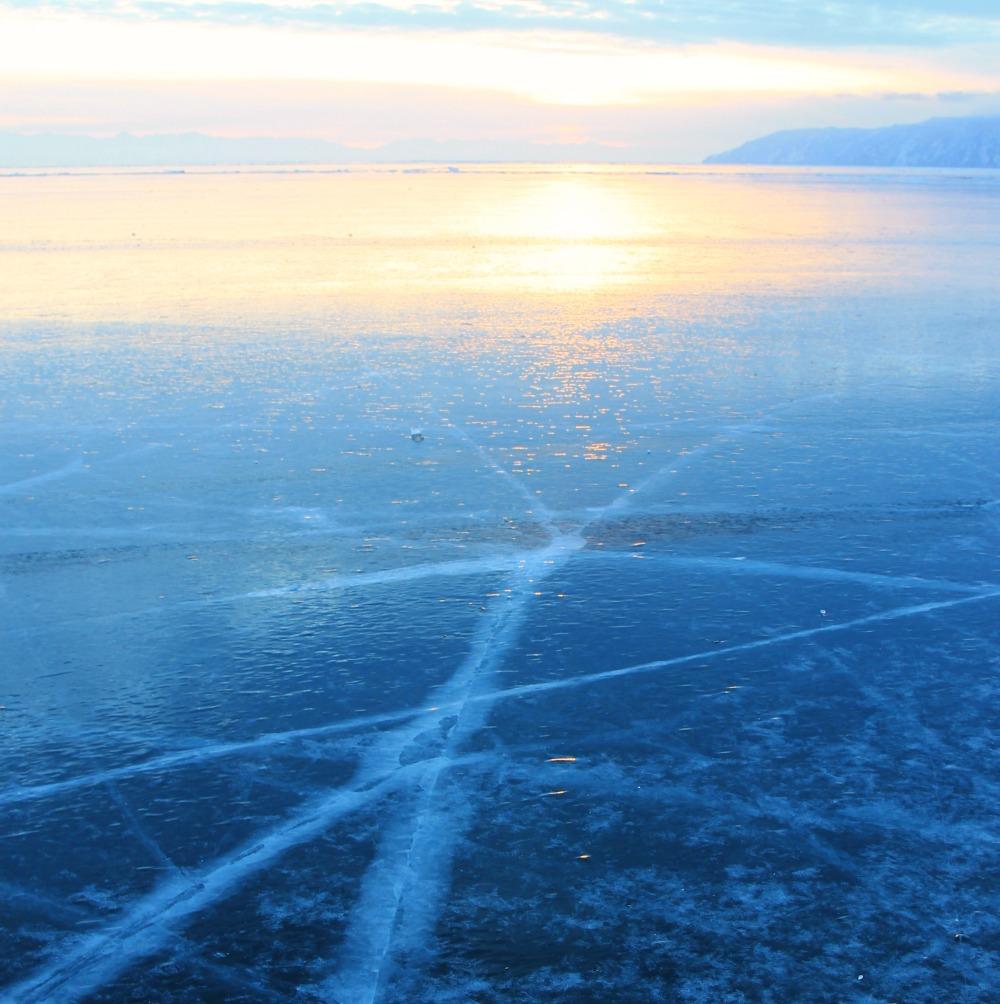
1 1 999 162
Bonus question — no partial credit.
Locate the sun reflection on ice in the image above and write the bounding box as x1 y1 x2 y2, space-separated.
474 174 653 293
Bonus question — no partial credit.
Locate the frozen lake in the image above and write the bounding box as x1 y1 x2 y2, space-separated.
1 165 999 1002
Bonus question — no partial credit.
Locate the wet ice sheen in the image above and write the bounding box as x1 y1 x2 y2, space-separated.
2 165 999 1003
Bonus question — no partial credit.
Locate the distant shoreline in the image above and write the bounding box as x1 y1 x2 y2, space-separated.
705 115 1000 168
4 164 1000 180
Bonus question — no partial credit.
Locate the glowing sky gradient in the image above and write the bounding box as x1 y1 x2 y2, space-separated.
2 1 999 160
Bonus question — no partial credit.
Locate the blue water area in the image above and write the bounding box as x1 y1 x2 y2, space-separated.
1 169 999 1003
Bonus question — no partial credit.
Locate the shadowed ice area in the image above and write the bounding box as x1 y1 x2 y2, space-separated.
1 166 999 1003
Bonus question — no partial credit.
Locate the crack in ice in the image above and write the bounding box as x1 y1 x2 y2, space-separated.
0 459 85 496
6 589 998 1000
317 398 838 1001
592 553 998 594
0 707 428 809
320 538 576 1003
482 589 1000 704
2 553 531 638
104 782 181 876
445 424 559 532
0 754 487 1004
8 392 976 1001
0 445 167 498
5 569 994 813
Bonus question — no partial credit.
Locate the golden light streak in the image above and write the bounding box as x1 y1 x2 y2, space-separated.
0 166 970 324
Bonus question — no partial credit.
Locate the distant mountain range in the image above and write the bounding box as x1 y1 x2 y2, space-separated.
6 117 1000 169
0 131 626 168
705 116 1000 168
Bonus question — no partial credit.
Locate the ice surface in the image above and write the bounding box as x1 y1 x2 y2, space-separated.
2 166 999 1003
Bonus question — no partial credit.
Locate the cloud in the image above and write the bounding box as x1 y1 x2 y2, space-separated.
4 0 999 48
937 89 988 101
1 1 997 158
3 10 936 105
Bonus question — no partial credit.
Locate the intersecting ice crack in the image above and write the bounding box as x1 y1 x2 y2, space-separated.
9 391 995 1003
319 532 582 1004
1 754 492 1004
3 576 997 814
6 600 1000 1001
309 393 869 1002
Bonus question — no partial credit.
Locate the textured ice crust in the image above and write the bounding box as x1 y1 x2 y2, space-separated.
4 202 1000 1004
4 373 1000 1003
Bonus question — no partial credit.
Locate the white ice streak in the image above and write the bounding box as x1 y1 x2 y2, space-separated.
0 706 428 809
240 555 525 601
600 553 997 594
486 588 1000 704
2 553 529 638
320 533 582 1003
0 459 84 496
445 425 558 532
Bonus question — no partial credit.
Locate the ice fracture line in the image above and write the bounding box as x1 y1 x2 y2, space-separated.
319 398 831 1001
8 587 998 1003
0 754 489 1004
